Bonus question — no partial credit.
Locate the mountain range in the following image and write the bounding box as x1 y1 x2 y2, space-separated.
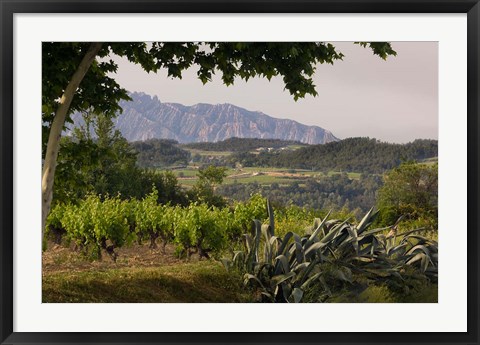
69 92 339 145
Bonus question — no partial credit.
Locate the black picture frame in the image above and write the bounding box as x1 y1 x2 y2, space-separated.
1 1 479 344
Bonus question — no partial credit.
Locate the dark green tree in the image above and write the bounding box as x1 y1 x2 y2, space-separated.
376 162 438 230
190 165 228 207
132 139 190 168
197 165 228 186
55 111 188 205
53 112 140 203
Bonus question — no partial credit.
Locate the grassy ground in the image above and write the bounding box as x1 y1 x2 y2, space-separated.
184 148 233 157
43 262 253 303
42 243 255 303
327 171 361 179
224 174 297 185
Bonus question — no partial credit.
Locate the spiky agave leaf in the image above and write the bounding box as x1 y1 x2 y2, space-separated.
261 224 274 263
274 255 291 275
291 288 304 303
289 232 305 265
306 210 331 245
278 232 295 256
244 219 262 272
356 207 379 235
270 271 296 288
319 219 350 247
266 199 275 236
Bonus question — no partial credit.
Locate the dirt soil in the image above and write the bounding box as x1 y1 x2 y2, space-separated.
42 241 197 276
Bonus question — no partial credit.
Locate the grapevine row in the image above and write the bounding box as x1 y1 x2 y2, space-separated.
45 189 273 260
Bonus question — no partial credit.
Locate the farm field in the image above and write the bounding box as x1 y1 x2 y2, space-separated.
166 166 362 188
184 148 233 157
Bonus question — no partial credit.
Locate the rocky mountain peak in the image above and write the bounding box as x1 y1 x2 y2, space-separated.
71 91 339 144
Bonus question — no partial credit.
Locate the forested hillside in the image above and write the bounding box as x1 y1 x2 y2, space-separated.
129 137 438 174
131 139 191 168
217 173 383 216
182 137 307 152
228 138 437 173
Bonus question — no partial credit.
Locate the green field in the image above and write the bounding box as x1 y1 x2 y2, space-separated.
184 148 233 157
170 145 364 185
166 166 363 188
327 171 361 179
224 174 297 185
172 168 198 177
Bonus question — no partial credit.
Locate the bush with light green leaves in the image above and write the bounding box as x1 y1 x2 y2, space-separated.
54 194 133 260
45 202 68 246
135 187 175 252
93 195 134 259
233 193 268 234
173 203 227 259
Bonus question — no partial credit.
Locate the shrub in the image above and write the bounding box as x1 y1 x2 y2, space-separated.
135 187 174 252
55 194 134 261
174 203 227 259
45 203 67 245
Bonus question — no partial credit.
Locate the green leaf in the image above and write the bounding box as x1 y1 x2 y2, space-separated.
291 288 304 303
406 253 425 266
300 272 322 290
356 207 378 234
274 255 290 275
278 232 295 256
307 210 331 244
244 273 267 289
267 199 275 235
304 241 326 257
270 272 296 287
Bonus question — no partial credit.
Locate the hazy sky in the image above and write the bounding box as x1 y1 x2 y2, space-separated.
110 42 438 143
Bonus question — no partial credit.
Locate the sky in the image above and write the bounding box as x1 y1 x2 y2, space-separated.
110 42 438 144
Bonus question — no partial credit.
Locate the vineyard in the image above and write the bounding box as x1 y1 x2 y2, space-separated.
45 191 438 303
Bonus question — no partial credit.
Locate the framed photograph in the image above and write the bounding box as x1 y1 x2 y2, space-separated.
1 0 479 344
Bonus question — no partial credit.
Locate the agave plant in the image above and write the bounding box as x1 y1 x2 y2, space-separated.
310 208 438 285
222 200 438 303
222 201 329 303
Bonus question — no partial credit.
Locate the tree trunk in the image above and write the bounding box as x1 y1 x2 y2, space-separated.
149 231 159 249
41 43 103 240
